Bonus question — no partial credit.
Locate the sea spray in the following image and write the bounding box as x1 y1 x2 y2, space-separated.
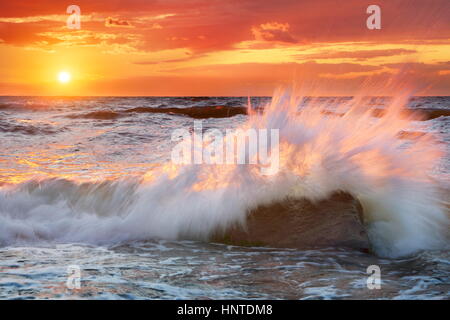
0 90 448 258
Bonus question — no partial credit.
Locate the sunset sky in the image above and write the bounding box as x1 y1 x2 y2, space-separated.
0 0 449 96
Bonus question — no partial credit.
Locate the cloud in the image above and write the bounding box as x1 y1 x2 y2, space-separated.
1 0 449 54
0 0 449 95
166 61 382 79
384 62 450 75
251 22 297 43
105 17 133 28
0 15 66 23
0 21 62 46
133 52 204 65
299 49 418 61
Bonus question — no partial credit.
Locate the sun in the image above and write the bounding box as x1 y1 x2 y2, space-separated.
57 71 71 84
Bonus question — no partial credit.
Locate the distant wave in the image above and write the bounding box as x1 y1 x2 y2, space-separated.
1 98 448 121
371 108 450 120
125 105 248 118
65 106 247 120
65 105 449 121
0 102 55 112
0 122 63 135
67 110 124 120
417 108 450 120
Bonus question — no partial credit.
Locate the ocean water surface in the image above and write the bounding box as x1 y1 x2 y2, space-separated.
0 96 449 299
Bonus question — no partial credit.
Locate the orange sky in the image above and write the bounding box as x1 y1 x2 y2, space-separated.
0 0 449 96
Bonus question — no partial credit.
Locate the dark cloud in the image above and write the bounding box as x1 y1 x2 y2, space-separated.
105 17 132 28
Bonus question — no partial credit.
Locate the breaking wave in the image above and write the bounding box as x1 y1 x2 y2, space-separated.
0 89 448 258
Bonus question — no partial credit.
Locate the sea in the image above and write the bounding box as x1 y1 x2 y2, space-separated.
0 94 449 299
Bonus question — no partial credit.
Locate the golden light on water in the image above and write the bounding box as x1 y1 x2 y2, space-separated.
57 71 71 84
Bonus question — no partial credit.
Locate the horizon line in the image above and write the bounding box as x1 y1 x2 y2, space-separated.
1 95 449 98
